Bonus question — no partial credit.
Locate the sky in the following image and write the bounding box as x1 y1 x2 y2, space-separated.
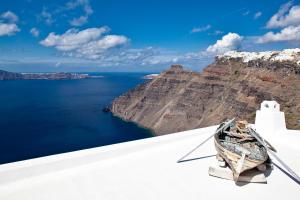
0 0 300 72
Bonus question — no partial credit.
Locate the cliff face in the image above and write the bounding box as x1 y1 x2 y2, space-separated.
111 50 300 135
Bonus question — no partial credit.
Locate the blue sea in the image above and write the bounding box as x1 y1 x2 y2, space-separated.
0 73 153 164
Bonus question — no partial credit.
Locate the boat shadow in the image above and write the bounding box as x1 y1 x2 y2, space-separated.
176 155 294 186
235 166 273 186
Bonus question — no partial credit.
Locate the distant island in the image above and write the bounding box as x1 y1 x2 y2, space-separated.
142 74 159 80
0 69 101 80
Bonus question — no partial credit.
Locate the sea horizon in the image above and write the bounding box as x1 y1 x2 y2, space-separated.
1 70 161 74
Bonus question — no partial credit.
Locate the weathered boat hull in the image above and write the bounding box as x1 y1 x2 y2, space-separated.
208 166 267 183
214 139 267 181
213 120 268 182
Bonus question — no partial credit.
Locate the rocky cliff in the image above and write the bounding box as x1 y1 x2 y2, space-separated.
111 49 300 135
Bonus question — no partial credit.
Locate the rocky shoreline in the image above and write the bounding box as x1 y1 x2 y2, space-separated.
111 49 300 135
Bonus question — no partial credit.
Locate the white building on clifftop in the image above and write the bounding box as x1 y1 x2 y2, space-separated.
0 101 299 200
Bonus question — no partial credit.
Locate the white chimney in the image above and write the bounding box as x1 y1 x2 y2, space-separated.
254 101 286 141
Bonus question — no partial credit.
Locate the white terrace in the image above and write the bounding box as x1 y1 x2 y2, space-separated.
0 101 299 200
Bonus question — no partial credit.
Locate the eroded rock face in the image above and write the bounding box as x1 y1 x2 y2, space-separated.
111 56 300 135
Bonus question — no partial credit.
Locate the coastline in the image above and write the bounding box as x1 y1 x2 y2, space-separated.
0 70 103 81
109 112 155 137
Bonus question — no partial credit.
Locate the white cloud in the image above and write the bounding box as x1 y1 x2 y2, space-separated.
74 46 213 68
190 25 211 33
66 0 91 10
243 10 250 16
38 0 94 26
40 27 129 59
0 23 20 36
30 27 40 37
55 62 61 67
254 11 262 19
0 11 20 36
38 29 231 67
40 27 109 50
66 0 93 26
209 30 224 36
69 15 88 26
257 2 300 44
38 1 93 26
1 11 18 23
76 35 129 59
39 8 54 26
266 1 300 28
257 25 300 43
214 30 223 35
206 32 243 54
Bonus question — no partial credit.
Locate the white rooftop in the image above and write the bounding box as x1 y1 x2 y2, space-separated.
0 101 299 199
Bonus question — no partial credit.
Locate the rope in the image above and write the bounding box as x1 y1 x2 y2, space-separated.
177 132 215 163
268 148 300 183
177 118 235 163
249 128 300 183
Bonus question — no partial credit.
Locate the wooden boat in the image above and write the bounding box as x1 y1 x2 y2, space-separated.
214 119 269 182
